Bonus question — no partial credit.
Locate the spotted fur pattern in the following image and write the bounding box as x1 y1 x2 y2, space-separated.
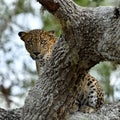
77 73 104 113
18 29 56 73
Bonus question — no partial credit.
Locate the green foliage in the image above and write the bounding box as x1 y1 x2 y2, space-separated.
74 0 89 6
42 12 61 36
74 0 105 6
14 0 34 15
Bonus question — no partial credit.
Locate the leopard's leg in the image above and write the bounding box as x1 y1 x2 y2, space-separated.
77 74 104 113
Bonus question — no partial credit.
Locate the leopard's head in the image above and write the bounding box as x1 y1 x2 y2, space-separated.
18 29 56 61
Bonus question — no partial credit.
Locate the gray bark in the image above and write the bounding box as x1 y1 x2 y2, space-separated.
0 102 120 120
0 108 22 120
0 0 120 120
70 101 120 120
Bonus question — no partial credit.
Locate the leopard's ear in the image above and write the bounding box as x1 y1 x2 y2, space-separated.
48 30 55 35
18 31 27 40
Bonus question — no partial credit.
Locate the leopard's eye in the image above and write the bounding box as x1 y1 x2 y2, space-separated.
27 40 32 45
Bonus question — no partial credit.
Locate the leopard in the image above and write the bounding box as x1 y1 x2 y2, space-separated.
76 73 104 113
18 29 56 74
18 29 104 113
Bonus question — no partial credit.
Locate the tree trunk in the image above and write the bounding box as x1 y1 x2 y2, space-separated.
0 0 120 120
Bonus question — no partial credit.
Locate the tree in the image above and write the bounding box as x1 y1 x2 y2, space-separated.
0 0 120 119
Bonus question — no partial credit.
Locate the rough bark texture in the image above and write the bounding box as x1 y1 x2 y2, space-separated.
0 0 120 120
70 101 120 120
0 108 22 120
0 102 120 120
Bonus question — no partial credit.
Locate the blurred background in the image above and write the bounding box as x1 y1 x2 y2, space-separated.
0 0 120 109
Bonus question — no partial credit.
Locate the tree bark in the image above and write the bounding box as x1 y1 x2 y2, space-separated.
1 0 120 120
0 108 22 120
0 102 120 120
22 0 120 119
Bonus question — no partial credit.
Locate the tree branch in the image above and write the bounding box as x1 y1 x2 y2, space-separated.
69 101 120 120
37 0 60 13
21 0 120 119
0 101 120 120
0 108 22 120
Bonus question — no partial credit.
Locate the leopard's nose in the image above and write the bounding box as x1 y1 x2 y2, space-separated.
33 52 40 56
